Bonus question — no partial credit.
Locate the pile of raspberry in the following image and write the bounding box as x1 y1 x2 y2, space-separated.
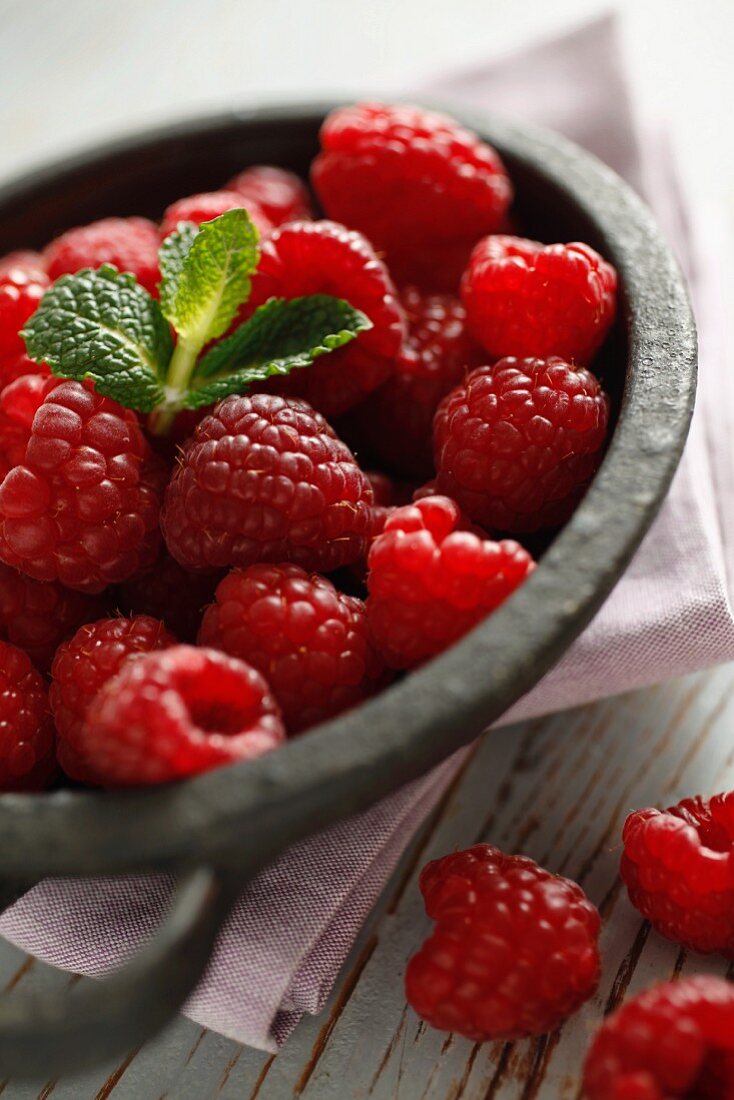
0 102 617 791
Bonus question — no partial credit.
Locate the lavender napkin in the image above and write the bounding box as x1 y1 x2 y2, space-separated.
1 13 731 1052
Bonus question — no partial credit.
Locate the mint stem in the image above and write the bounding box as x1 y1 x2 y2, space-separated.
148 338 200 435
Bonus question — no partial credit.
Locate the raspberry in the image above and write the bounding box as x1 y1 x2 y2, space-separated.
0 377 164 592
0 374 48 477
0 266 49 362
162 392 374 575
199 563 387 733
246 220 405 418
226 165 312 227
80 645 285 786
0 251 46 278
406 844 600 1041
366 495 534 668
362 287 483 479
159 191 273 241
0 641 56 791
434 358 609 532
0 562 106 673
461 235 618 365
50 614 175 783
44 217 161 297
583 976 734 1099
117 552 222 642
620 794 734 957
312 103 512 291
0 354 49 391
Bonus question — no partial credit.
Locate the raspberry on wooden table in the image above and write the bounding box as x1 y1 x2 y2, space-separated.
0 640 56 791
199 563 388 733
583 976 734 1099
226 165 312 227
162 392 374 575
0 377 164 592
362 287 484 480
159 191 273 241
80 645 285 786
621 794 734 957
406 844 601 1041
312 103 512 290
44 217 162 297
0 266 49 363
246 220 405 417
0 562 106 673
366 495 534 669
50 614 175 783
461 235 618 364
434 358 609 532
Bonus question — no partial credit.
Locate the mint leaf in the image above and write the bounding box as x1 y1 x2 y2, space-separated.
158 209 259 349
183 295 371 409
22 265 171 412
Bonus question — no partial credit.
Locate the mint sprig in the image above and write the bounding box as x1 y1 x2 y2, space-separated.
21 209 371 434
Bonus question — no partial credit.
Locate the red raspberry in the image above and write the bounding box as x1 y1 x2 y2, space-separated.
0 374 48 478
159 191 273 241
434 358 609 533
362 287 484 479
246 220 405 418
80 645 285 786
199 563 387 733
461 235 618 365
50 614 175 783
0 377 164 592
44 217 161 297
312 103 512 291
0 641 56 791
406 844 600 1041
0 562 106 673
0 251 46 278
162 392 374 575
117 552 222 642
0 266 49 362
0 354 49 390
620 794 734 957
583 976 734 1099
226 165 312 227
366 495 534 668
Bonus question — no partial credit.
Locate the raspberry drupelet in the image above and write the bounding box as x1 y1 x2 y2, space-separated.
159 191 273 242
312 102 513 291
0 640 56 791
366 495 534 669
583 976 734 1099
434 358 609 533
461 235 618 365
362 287 484 480
199 563 388 733
44 216 162 297
50 614 176 783
0 562 107 673
226 165 312 227
0 265 49 363
406 844 601 1041
81 645 285 786
0 377 164 592
621 794 734 957
246 220 405 418
162 392 374 575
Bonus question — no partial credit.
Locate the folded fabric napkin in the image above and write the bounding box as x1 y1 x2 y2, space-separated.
1 12 731 1052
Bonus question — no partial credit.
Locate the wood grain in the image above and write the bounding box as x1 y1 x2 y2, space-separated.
2 664 734 1097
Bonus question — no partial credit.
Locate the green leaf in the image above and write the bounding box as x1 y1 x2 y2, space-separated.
21 265 171 412
158 209 259 349
183 294 372 409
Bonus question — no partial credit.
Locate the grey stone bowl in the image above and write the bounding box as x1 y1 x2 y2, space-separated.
0 103 696 1076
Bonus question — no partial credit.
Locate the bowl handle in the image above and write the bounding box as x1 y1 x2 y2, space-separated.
0 864 238 1079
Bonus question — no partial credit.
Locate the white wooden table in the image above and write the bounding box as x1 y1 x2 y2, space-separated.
1 0 733 1094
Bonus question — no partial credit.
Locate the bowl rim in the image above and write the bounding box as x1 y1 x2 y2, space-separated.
0 102 696 879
